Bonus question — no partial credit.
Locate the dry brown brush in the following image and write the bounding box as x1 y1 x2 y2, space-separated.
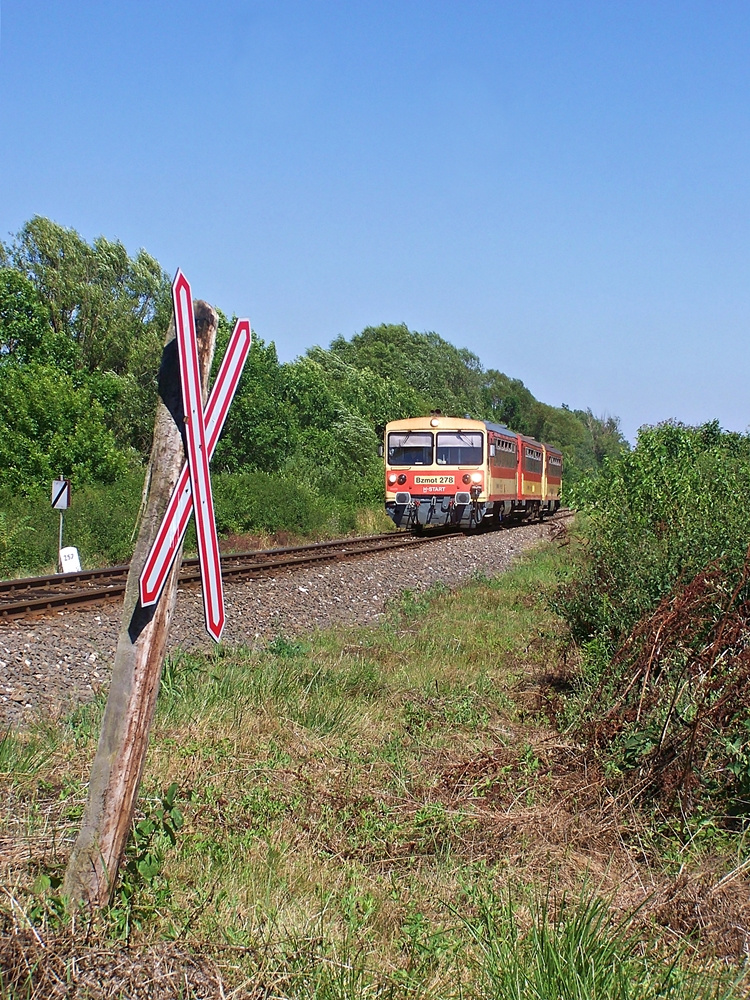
582 547 750 822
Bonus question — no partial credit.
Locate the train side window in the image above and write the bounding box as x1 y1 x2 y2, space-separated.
492 437 516 470
523 447 543 475
388 432 433 466
501 439 517 470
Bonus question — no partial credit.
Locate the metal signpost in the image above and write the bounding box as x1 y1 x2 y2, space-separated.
140 271 251 641
51 477 71 571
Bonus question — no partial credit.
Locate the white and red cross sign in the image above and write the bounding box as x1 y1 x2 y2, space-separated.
139 270 251 642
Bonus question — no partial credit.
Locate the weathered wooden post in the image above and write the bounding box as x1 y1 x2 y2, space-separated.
63 299 218 910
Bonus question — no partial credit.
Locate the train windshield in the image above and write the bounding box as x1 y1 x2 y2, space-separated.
436 432 483 465
388 432 433 466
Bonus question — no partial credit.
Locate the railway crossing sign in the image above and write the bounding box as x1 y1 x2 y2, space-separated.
139 271 251 642
139 310 251 611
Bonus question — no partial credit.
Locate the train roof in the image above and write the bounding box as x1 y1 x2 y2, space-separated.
384 415 563 456
483 421 517 438
519 435 562 457
386 415 516 436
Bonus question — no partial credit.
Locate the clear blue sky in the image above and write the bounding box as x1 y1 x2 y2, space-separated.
1 1 748 441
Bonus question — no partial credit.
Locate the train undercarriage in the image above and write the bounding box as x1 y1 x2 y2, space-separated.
386 495 560 531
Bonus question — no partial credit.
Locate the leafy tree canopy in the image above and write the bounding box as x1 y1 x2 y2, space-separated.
0 362 129 488
211 321 299 476
327 323 628 482
0 269 50 362
329 324 486 417
5 215 171 376
1 218 173 456
0 217 627 499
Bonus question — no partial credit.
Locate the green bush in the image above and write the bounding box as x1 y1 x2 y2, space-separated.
557 422 750 822
0 362 130 489
0 486 58 576
560 421 750 652
65 471 144 566
0 468 376 577
212 471 333 536
0 472 144 575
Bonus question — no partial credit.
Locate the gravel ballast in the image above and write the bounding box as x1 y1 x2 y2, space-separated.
0 522 554 729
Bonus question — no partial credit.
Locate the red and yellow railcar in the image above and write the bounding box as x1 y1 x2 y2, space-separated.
543 444 563 506
384 414 562 529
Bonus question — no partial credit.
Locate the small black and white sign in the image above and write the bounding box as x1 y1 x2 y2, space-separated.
51 478 71 510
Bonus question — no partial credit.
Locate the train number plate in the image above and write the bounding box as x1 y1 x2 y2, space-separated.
414 475 455 485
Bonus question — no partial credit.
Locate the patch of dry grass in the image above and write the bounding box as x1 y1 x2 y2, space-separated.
1 539 747 997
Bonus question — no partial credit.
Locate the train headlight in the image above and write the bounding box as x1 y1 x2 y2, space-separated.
387 473 398 485
471 472 482 483
462 474 471 484
397 474 407 485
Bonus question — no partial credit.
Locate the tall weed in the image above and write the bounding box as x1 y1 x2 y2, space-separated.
461 884 745 1000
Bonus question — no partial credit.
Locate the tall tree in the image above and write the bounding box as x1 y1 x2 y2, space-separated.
5 216 171 376
329 323 486 416
3 217 173 454
0 269 50 362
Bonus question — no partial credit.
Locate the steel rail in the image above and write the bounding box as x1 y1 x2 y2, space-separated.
0 532 419 597
0 513 569 623
0 531 441 622
0 564 130 596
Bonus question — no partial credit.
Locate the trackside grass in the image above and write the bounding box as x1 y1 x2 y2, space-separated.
1 540 747 998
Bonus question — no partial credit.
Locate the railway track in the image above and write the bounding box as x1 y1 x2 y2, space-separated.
0 531 445 623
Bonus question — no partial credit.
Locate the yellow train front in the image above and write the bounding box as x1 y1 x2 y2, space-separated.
384 414 562 529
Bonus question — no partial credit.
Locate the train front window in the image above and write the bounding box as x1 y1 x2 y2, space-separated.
388 432 433 466
436 432 483 465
